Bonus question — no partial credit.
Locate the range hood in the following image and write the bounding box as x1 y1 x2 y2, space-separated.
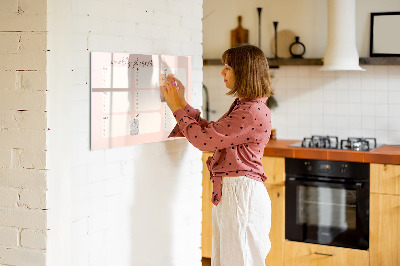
320 0 365 71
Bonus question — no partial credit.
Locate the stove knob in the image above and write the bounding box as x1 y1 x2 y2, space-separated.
340 164 347 174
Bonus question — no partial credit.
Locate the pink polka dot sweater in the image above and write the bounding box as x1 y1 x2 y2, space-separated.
169 97 271 206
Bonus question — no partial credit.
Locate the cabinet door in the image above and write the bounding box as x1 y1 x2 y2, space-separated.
370 193 400 266
370 163 400 195
264 184 284 266
284 241 369 266
202 152 213 258
262 156 285 185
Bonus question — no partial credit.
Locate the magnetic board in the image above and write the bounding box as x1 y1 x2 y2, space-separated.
90 52 191 150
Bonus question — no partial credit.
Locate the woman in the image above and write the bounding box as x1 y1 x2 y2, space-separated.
161 44 273 266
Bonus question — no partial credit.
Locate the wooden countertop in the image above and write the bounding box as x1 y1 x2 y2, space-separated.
263 139 400 165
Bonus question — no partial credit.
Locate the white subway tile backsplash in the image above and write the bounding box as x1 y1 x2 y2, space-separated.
348 103 362 116
362 116 375 130
388 131 400 143
286 77 299 89
388 76 400 91
389 117 400 131
389 104 400 117
361 90 375 103
374 65 388 77
388 65 400 76
388 91 400 104
361 104 375 116
375 104 389 117
204 65 400 144
375 130 389 144
374 77 388 91
374 90 388 104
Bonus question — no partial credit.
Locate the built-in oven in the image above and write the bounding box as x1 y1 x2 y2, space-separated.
285 158 369 250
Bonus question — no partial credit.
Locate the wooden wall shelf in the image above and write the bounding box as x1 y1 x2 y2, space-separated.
203 57 400 67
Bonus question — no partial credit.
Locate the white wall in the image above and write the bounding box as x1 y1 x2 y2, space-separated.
203 0 400 145
47 0 203 266
203 0 400 58
0 0 48 265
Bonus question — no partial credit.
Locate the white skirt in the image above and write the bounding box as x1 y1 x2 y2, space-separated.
212 176 271 266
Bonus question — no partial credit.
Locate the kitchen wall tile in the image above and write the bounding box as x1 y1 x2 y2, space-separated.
285 66 298 77
361 74 374 91
335 72 349 90
310 66 323 77
323 103 336 115
388 76 400 91
361 90 374 103
336 103 349 116
374 90 388 104
205 65 400 144
336 90 349 103
311 85 323 101
374 65 388 77
336 115 348 128
286 77 299 89
298 77 311 89
374 130 389 144
362 129 375 138
298 67 311 78
348 71 362 89
388 91 400 104
388 104 400 117
388 117 400 131
387 65 400 76
348 103 362 116
362 116 375 130
298 102 312 115
336 128 349 140
311 127 325 136
374 77 388 91
322 70 335 78
361 104 375 116
374 117 389 130
323 115 336 129
311 77 324 89
323 87 336 103
388 131 400 143
349 116 362 129
311 102 324 113
349 128 362 137
375 104 389 117
348 90 362 103
311 114 324 128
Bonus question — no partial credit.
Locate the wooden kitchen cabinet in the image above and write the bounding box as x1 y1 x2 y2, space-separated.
262 156 285 266
284 241 369 266
370 163 400 266
264 184 285 266
370 163 400 195
202 152 213 258
201 154 286 266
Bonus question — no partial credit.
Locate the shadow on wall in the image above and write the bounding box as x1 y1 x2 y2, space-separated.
129 139 190 265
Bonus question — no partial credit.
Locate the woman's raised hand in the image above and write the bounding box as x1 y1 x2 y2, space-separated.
160 75 185 113
167 74 187 108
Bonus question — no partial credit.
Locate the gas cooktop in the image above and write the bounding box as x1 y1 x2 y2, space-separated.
289 135 383 151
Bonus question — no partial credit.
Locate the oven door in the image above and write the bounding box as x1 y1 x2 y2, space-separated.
285 177 369 250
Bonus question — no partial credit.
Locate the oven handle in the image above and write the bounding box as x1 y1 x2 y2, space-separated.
286 177 364 189
314 252 335 257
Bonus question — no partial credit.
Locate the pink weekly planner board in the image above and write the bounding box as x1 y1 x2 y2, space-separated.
90 52 192 150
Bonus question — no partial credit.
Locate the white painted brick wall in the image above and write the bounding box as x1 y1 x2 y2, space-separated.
47 1 203 266
0 0 48 265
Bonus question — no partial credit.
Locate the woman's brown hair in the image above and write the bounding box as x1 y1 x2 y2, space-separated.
221 44 273 99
